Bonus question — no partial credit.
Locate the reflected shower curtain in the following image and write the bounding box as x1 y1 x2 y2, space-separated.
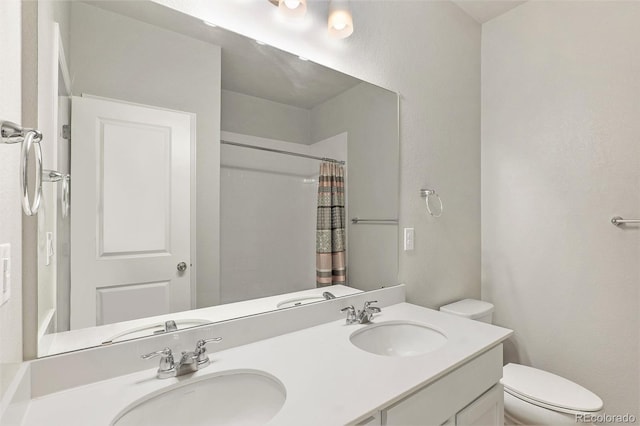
316 162 346 287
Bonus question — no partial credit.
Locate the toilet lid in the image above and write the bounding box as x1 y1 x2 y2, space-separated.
501 363 603 413
439 299 494 319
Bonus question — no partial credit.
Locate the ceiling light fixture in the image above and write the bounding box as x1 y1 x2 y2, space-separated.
203 20 218 28
328 0 354 39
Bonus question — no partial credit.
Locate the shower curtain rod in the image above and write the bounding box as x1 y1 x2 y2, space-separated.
221 140 346 165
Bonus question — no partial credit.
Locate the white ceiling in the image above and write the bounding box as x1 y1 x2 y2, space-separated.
88 1 362 110
452 0 527 23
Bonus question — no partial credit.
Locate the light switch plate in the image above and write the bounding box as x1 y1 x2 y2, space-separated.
403 228 414 251
0 243 11 306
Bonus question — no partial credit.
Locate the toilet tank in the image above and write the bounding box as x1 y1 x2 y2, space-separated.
439 299 494 324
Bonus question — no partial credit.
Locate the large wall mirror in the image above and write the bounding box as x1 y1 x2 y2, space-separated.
36 0 399 357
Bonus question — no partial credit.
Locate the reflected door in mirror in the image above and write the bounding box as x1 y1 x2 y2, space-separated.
70 96 193 329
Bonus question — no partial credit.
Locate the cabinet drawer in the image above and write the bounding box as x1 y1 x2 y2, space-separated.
383 345 503 426
456 383 504 426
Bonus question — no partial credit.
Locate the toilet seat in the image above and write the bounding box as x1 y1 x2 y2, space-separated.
501 363 603 415
504 388 594 416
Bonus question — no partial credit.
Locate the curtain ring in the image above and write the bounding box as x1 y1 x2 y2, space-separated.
21 130 43 216
420 189 443 218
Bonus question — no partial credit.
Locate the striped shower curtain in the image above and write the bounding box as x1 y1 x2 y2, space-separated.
316 162 346 287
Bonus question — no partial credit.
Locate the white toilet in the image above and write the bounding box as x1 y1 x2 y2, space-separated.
440 299 604 425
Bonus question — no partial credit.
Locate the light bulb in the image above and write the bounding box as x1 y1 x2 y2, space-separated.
332 21 347 31
327 2 354 39
278 0 306 19
283 0 300 9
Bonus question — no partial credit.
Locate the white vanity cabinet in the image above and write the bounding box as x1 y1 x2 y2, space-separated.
455 384 504 426
363 344 504 426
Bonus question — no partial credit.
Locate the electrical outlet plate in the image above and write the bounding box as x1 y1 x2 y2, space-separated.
0 243 11 306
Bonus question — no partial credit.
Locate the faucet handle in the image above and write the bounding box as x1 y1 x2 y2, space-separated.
195 337 222 368
141 347 172 360
341 305 356 314
196 337 222 349
364 301 381 316
141 347 175 374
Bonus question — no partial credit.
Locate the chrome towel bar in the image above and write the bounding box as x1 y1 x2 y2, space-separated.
2 120 44 216
611 217 640 226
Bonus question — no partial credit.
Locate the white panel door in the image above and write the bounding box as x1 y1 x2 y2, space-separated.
70 96 193 329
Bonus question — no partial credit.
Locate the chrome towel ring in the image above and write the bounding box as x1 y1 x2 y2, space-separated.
43 169 71 218
420 188 443 218
2 120 44 216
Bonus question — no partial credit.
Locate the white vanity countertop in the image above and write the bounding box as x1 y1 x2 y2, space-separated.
40 285 362 356
23 303 512 426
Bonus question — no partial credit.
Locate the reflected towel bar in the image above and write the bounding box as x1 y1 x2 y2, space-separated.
351 218 398 224
611 216 640 226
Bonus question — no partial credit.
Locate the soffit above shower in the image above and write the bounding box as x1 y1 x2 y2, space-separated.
451 0 527 24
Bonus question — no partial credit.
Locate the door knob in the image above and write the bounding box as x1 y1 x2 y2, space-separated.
177 262 188 272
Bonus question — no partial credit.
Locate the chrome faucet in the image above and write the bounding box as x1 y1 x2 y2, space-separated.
323 291 336 300
341 305 358 324
153 320 178 335
141 337 222 379
358 300 381 324
341 301 381 325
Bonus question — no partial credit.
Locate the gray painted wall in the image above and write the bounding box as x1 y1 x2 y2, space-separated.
70 3 222 308
482 1 640 417
0 0 24 394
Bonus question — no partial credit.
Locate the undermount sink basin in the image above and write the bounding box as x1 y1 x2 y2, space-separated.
112 370 286 426
350 321 447 357
276 295 325 309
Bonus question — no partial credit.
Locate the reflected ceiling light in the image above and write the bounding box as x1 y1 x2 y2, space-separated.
203 20 217 28
269 0 307 19
266 0 354 39
328 0 354 39
256 40 267 45
298 56 309 61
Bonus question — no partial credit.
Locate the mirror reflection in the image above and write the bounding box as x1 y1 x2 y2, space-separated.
37 0 399 357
